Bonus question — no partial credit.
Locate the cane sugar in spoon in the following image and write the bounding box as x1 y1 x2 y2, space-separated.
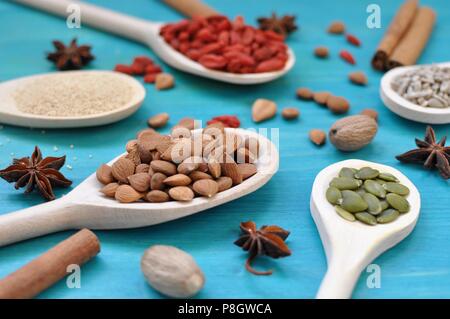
310 159 420 299
0 70 145 128
0 128 279 247
14 0 295 85
380 62 450 124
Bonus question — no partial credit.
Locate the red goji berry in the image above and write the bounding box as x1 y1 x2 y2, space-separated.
130 63 146 75
114 64 133 75
143 73 157 83
339 50 356 65
198 54 227 70
346 34 361 47
145 64 162 74
207 115 240 128
133 56 153 66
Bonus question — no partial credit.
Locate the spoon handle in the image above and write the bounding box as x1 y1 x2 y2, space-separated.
162 0 218 18
14 0 159 44
0 198 77 247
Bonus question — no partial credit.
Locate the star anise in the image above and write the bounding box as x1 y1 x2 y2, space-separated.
396 126 450 180
234 221 291 276
257 13 298 36
0 146 72 201
47 38 94 70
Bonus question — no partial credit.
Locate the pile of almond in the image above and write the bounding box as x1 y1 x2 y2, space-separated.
96 123 260 203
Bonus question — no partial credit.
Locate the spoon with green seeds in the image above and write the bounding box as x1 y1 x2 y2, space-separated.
310 159 420 299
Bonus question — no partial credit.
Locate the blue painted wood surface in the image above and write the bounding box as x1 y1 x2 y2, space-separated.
0 0 449 298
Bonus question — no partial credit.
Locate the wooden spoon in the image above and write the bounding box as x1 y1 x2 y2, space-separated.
310 159 420 299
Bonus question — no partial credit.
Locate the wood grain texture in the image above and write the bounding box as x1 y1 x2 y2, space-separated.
0 0 449 298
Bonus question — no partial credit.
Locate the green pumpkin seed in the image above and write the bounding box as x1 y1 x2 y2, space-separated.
330 177 362 190
386 193 410 213
376 209 399 224
383 182 410 196
363 180 386 198
363 193 382 215
339 167 356 179
355 212 377 225
380 200 389 211
378 172 399 182
356 187 366 197
374 179 386 184
326 187 342 204
335 205 356 222
354 167 379 180
341 190 368 213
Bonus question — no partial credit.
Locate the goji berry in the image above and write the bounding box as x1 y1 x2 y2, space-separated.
255 58 285 73
114 64 133 75
130 63 146 75
145 64 162 74
133 56 153 66
339 50 356 64
143 73 157 83
346 34 361 47
198 54 227 70
207 115 240 128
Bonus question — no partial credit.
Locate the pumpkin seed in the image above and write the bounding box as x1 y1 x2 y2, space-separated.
356 187 366 197
383 182 410 196
330 177 362 190
376 209 400 224
354 167 379 180
326 187 342 204
374 179 386 184
380 200 389 211
335 205 356 222
341 190 368 213
363 193 382 215
378 172 399 182
339 167 356 178
355 212 377 225
363 180 386 198
386 193 410 213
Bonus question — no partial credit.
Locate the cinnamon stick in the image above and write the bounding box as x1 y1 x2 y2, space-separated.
387 7 436 70
162 0 219 18
0 229 100 299
371 0 419 71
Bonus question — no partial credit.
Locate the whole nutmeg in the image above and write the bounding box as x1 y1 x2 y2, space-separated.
111 158 135 183
96 164 114 185
141 245 205 298
329 115 378 151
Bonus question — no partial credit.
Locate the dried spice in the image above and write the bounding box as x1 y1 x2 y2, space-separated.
207 115 240 128
339 50 356 65
114 56 164 85
47 38 94 70
257 13 298 36
234 221 291 276
396 126 449 179
0 146 72 201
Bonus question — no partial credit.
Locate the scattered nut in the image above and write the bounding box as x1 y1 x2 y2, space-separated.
148 113 169 128
326 96 350 114
309 129 326 146
314 46 329 58
281 107 300 120
328 21 345 34
313 91 331 105
178 117 196 130
296 87 314 100
155 73 174 90
329 115 378 151
252 98 277 122
349 71 368 86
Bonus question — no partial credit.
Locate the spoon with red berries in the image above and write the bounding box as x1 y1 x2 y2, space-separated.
14 0 295 84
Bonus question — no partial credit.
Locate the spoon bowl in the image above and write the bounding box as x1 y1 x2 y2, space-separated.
310 159 420 299
0 128 279 247
15 0 295 85
380 62 450 124
0 70 146 128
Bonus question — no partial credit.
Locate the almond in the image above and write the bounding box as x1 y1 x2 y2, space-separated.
223 132 242 154
216 176 233 192
207 158 221 178
155 73 174 90
146 190 170 203
281 107 300 120
326 96 350 114
296 87 314 100
150 160 177 176
111 158 135 183
238 163 257 180
163 174 192 186
189 171 213 182
151 172 167 190
177 156 201 175
168 186 194 201
148 113 169 128
136 128 156 139
128 173 151 192
115 184 142 203
309 129 327 146
125 147 141 166
244 137 260 157
236 148 256 164
171 125 191 139
162 139 192 163
349 71 368 86
203 122 225 139
252 98 277 122
178 117 197 130
100 182 119 197
96 164 114 185
193 179 219 198
221 153 242 185
135 163 150 174
126 140 138 153
314 46 329 58
328 21 345 34
313 91 331 105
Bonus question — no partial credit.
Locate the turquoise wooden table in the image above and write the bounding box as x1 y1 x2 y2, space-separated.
0 0 449 299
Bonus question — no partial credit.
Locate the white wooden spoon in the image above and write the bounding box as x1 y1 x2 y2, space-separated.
14 0 295 85
0 128 279 247
0 70 145 128
310 159 420 299
380 62 450 124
